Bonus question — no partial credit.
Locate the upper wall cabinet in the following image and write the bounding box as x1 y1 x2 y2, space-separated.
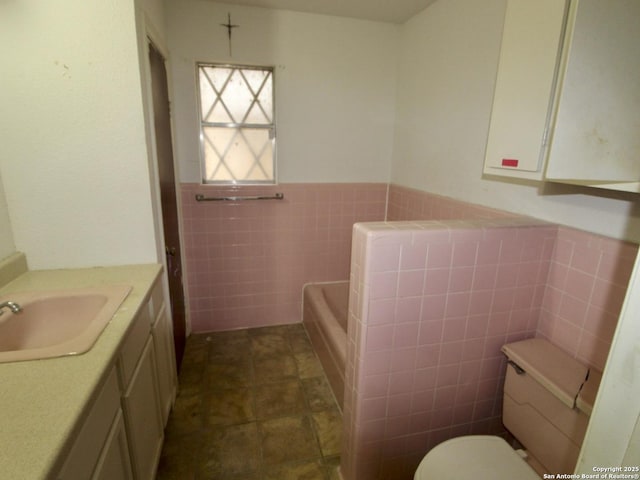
484 0 640 192
483 0 568 181
545 0 640 192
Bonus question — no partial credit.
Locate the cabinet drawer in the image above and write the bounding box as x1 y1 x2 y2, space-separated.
57 367 120 480
118 306 151 388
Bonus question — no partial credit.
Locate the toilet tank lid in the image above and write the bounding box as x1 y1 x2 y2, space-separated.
502 338 589 410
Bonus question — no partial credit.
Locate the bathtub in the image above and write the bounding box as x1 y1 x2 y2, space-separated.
303 281 349 409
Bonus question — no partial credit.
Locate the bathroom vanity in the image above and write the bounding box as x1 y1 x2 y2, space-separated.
0 255 177 479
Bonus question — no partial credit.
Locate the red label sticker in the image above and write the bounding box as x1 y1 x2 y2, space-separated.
501 158 519 168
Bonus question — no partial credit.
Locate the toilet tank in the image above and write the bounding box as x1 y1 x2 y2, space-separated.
501 338 601 475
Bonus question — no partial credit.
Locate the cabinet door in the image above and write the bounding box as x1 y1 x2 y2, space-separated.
484 0 568 179
152 303 177 426
92 409 133 480
545 0 640 191
122 337 164 480
57 368 121 480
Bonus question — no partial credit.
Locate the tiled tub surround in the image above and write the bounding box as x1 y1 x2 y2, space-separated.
342 219 559 479
180 183 387 332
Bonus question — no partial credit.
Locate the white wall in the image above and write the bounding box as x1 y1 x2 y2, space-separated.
0 0 158 269
391 0 640 243
166 0 399 184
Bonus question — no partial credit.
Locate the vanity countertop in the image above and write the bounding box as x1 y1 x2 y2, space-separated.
0 262 162 479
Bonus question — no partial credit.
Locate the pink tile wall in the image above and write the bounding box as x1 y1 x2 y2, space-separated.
387 184 516 221
341 218 557 480
537 226 638 371
386 183 639 370
180 183 387 332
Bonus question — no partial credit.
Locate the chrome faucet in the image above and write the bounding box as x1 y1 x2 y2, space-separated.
0 301 22 315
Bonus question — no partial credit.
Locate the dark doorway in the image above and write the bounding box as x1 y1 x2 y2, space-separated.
148 40 186 370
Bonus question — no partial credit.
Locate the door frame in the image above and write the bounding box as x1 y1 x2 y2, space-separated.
135 13 190 343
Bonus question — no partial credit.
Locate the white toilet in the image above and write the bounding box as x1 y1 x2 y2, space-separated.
414 338 601 479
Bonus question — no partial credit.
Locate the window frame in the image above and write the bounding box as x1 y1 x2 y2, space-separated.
195 62 277 185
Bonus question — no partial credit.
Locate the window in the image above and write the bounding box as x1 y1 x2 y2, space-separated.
197 63 276 184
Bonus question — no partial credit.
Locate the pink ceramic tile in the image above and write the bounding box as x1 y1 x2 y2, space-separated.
559 294 588 327
387 393 413 418
577 331 610 371
426 243 453 269
424 268 451 295
495 264 519 288
396 297 422 323
420 295 447 322
455 380 478 405
512 286 535 310
590 278 627 315
370 272 399 300
508 312 530 333
442 317 467 342
400 242 429 270
362 373 390 399
394 323 420 348
449 266 474 292
433 385 457 409
583 305 618 340
398 270 425 297
429 408 454 429
361 351 393 376
368 298 397 326
410 388 435 414
370 244 402 272
365 325 395 352
517 262 541 286
445 292 470 318
360 397 387 422
438 340 464 365
564 268 596 302
499 239 523 263
570 246 601 275
436 364 460 388
465 315 489 339
469 290 493 316
549 320 581 357
385 414 411 438
476 240 501 265
388 371 415 395
391 348 418 372
491 288 515 313
473 264 498 290
452 241 478 267
415 344 441 368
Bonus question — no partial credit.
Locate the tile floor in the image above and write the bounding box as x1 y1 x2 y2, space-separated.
156 324 343 480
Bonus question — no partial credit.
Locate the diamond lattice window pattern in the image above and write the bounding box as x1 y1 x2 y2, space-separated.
197 64 275 184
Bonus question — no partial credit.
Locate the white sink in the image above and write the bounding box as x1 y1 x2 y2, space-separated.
0 285 131 363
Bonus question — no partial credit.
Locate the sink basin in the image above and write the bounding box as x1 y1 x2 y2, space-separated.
0 285 131 363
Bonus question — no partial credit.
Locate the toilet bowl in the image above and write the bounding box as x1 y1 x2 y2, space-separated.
414 436 540 480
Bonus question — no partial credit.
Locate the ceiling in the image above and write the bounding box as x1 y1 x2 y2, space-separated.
211 0 438 24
